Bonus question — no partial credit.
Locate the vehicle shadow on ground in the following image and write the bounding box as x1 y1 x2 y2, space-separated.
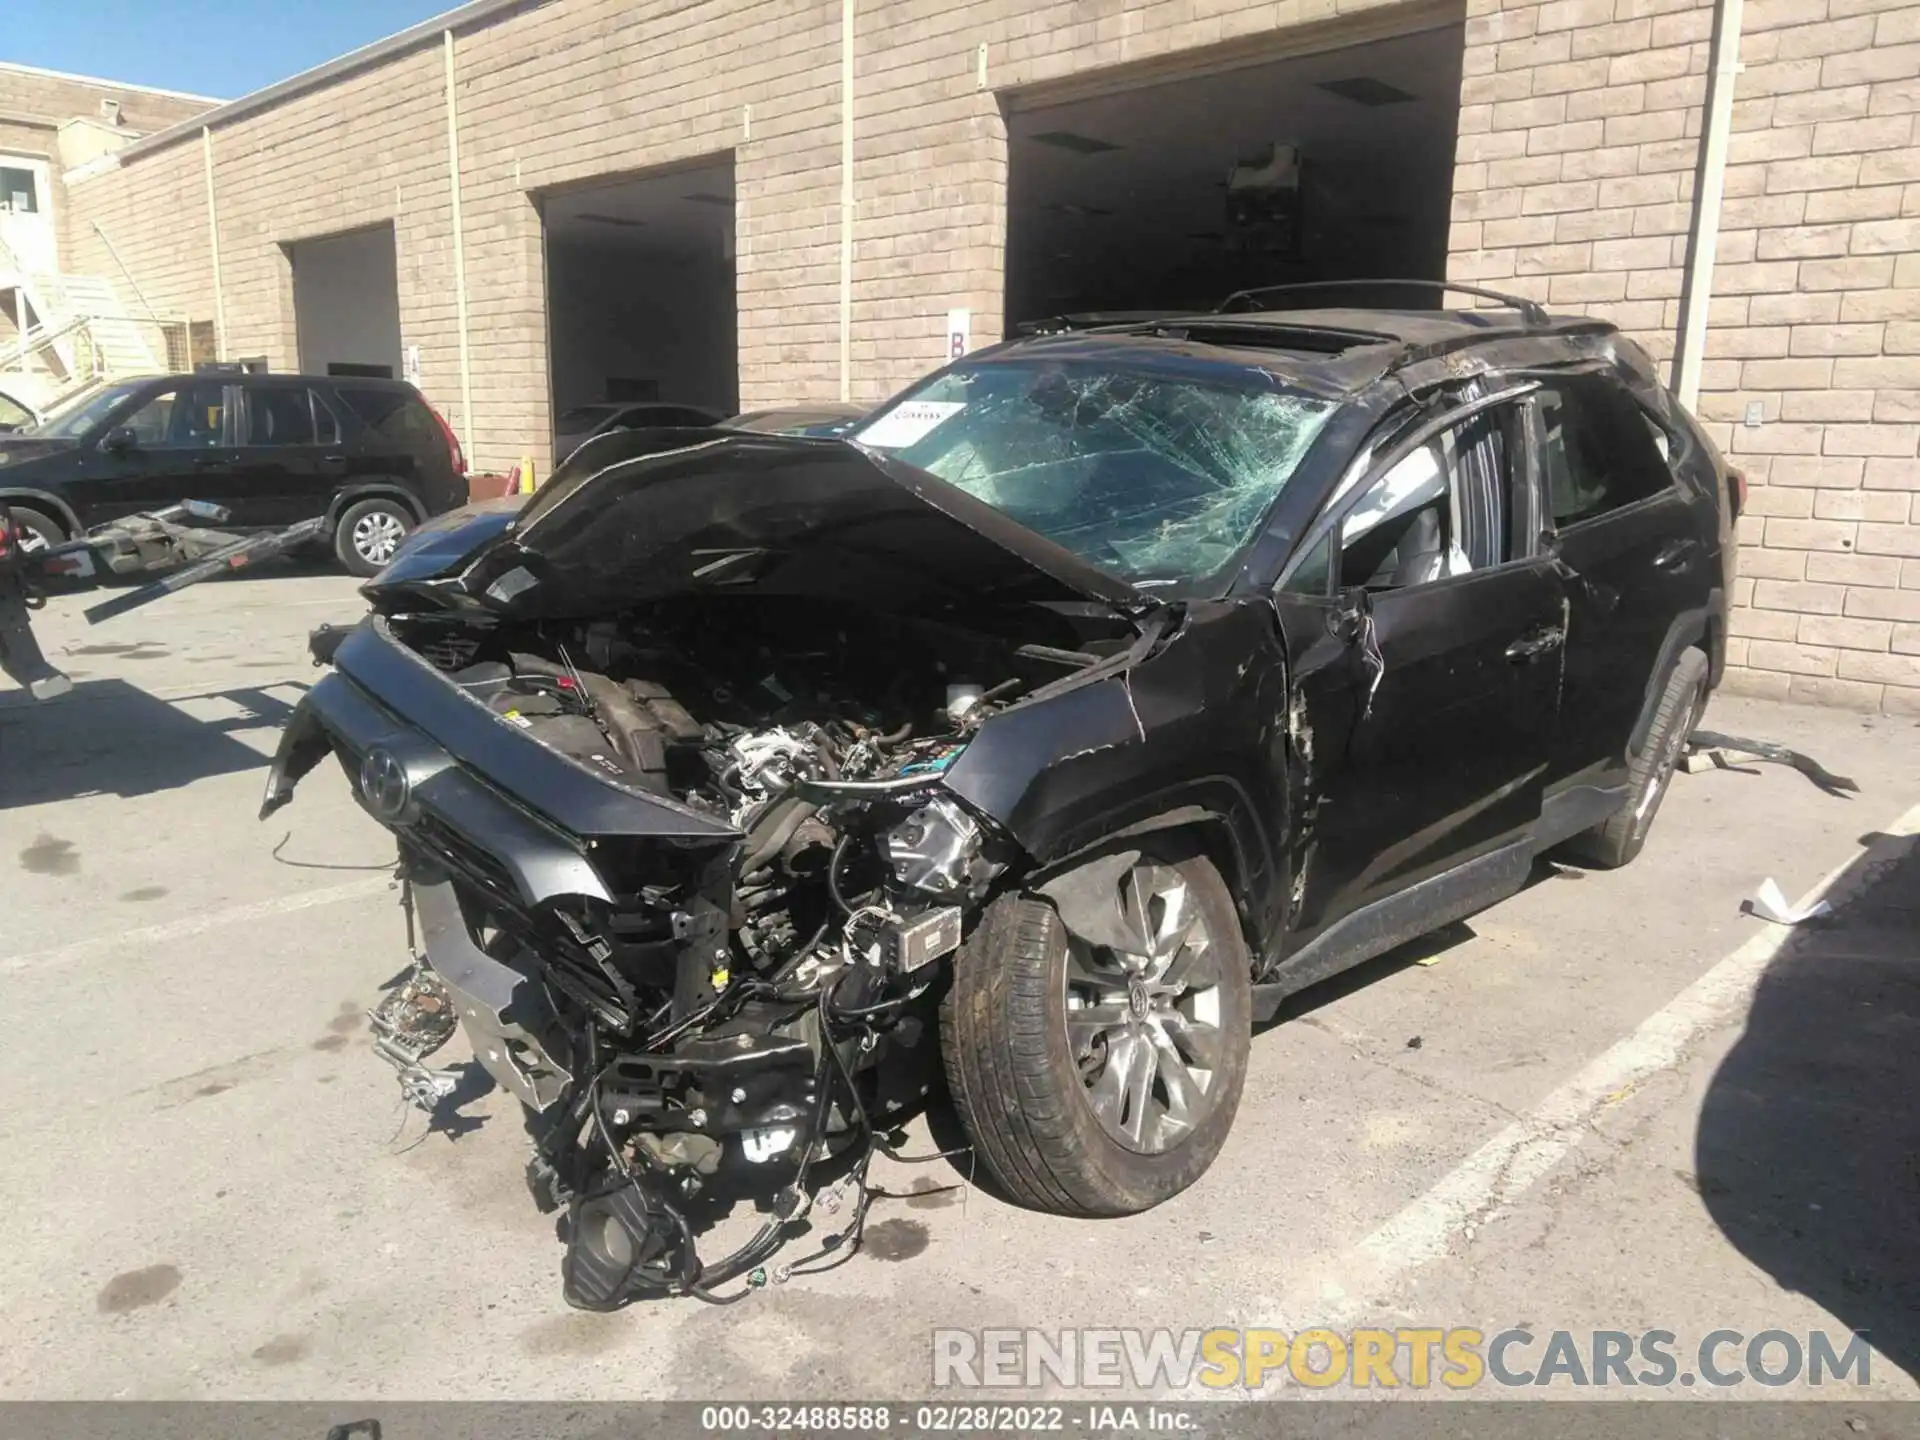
1695 830 1920 1382
0 678 302 809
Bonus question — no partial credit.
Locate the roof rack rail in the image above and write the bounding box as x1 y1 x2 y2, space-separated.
1015 310 1191 336
1215 279 1551 328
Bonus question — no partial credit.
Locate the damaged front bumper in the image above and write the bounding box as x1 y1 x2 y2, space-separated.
262 621 830 1153
267 617 971 1305
390 876 820 1147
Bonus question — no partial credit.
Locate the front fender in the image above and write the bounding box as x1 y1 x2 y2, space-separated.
942 601 1292 966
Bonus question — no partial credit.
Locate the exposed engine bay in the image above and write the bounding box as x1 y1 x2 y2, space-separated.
327 595 1127 1307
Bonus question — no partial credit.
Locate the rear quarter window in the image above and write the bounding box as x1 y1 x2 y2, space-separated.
336 387 439 452
1537 377 1676 528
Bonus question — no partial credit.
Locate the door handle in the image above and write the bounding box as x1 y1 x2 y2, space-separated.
319 453 349 470
1505 625 1565 662
191 456 224 469
1652 538 1700 572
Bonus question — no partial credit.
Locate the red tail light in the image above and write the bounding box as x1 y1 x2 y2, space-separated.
428 403 467 477
1727 466 1748 520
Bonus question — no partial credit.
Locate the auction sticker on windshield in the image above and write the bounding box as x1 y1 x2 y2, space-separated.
856 400 965 449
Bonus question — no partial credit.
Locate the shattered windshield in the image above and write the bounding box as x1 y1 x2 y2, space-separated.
854 357 1336 585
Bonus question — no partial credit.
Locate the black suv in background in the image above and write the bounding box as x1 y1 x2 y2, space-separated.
0 374 468 576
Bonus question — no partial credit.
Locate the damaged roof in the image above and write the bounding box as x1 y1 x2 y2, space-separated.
1003 306 1621 395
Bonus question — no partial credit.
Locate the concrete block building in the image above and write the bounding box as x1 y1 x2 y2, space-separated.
2 0 1918 710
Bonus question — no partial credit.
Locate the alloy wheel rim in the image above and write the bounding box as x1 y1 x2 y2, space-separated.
353 511 406 564
1062 861 1224 1154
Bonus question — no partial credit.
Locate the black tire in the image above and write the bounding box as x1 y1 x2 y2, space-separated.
940 842 1252 1216
333 497 415 577
5 504 66 554
1565 645 1709 870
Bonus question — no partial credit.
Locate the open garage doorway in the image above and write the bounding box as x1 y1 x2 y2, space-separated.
543 157 738 456
288 223 403 378
1004 19 1465 329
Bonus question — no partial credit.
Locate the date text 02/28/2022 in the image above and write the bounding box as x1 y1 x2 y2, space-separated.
699 1405 1196 1432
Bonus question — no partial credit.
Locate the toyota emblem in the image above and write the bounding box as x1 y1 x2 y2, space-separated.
358 746 412 822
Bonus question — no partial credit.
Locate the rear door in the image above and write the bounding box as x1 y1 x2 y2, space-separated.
1532 374 1710 794
229 380 343 527
1275 387 1564 939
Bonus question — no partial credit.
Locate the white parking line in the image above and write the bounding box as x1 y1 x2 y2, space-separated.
0 876 394 978
1253 801 1920 1329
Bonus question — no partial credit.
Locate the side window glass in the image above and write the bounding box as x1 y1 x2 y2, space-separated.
246 387 316 446
1442 406 1518 572
1281 532 1332 596
119 389 179 446
1337 406 1520 591
1539 381 1674 528
120 383 225 449
338 388 435 449
170 382 227 448
312 390 342 446
1341 442 1451 589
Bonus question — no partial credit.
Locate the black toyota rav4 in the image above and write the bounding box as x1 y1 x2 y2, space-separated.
264 284 1739 1307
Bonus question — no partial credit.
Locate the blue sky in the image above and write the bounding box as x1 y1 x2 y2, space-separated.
8 0 459 100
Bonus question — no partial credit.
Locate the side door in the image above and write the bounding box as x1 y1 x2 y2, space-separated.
228 381 343 527
1533 374 1711 795
66 380 238 525
1273 386 1564 943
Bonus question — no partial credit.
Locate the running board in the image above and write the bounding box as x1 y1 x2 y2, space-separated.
1251 839 1535 1022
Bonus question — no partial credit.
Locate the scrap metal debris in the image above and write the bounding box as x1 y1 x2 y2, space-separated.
1683 729 1860 798
1743 877 1834 927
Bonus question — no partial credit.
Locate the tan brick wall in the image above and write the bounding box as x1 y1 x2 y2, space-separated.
0 66 215 270
1450 0 1920 714
62 0 1439 476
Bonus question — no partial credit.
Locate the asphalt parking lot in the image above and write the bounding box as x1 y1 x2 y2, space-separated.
3 566 1918 1403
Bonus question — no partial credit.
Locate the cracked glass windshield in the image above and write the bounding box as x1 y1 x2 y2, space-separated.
855 357 1337 586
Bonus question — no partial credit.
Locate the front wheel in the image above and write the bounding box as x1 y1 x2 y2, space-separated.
334 497 415 577
940 843 1251 1216
5 504 66 554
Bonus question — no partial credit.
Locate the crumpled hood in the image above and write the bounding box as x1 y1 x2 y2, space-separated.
365 430 1152 620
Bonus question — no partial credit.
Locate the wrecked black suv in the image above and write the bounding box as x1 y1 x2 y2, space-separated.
263 283 1736 1307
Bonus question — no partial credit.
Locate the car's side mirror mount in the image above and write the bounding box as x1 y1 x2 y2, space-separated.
104 426 137 452
1326 584 1372 645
